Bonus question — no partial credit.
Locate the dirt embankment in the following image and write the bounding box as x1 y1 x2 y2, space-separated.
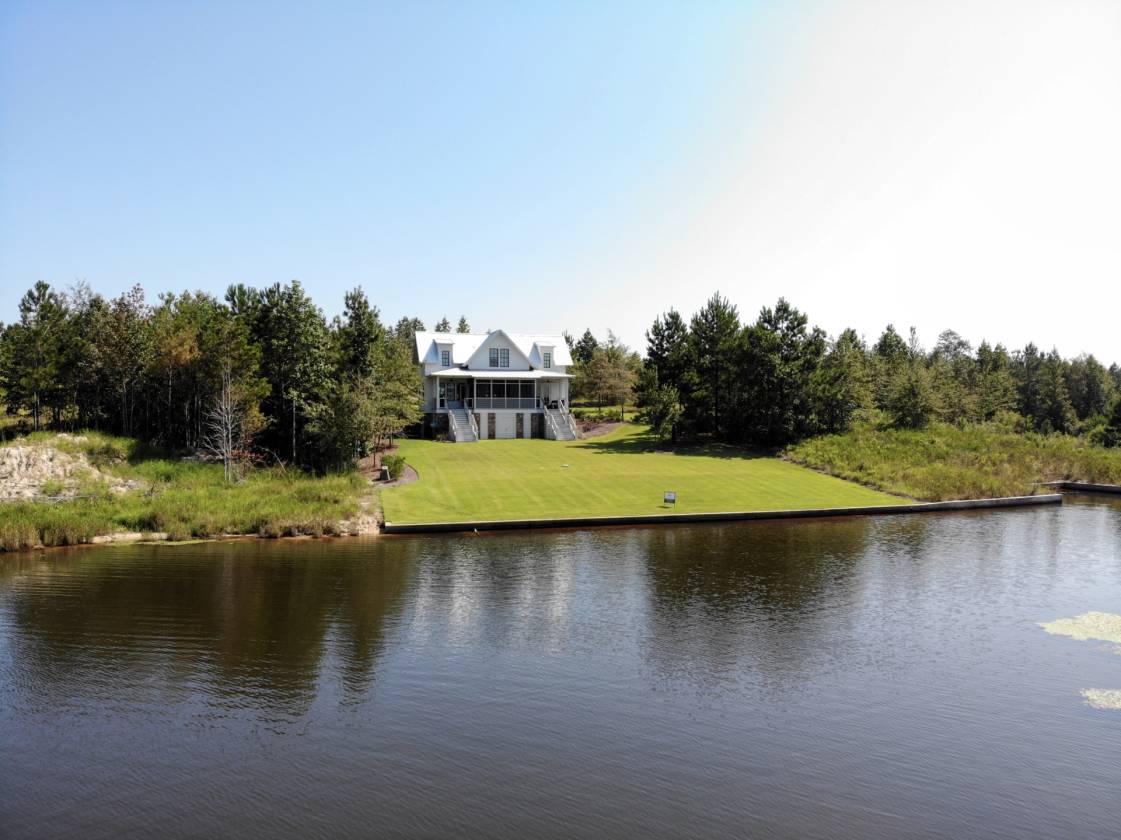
0 441 140 501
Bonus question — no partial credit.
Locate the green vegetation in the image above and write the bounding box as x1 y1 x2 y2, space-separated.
0 433 364 551
570 403 638 423
786 419 1121 501
630 294 1121 445
0 280 423 473
381 423 903 524
4 278 1119 541
382 453 406 480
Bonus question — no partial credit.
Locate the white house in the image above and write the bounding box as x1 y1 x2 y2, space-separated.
414 330 579 442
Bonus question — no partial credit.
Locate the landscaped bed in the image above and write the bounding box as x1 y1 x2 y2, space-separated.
381 424 904 524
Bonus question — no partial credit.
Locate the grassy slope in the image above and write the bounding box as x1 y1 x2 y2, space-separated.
0 432 364 551
786 421 1121 501
381 424 902 524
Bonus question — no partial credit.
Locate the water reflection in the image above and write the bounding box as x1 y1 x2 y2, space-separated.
2 498 1121 840
3 500 1120 717
1 540 414 718
638 519 870 689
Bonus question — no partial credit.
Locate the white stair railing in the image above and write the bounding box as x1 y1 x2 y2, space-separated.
556 399 578 439
564 410 579 439
543 408 561 440
468 410 479 441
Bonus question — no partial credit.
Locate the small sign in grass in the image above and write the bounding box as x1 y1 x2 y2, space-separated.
383 424 904 524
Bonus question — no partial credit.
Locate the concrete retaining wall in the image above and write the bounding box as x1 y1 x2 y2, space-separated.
383 493 1063 535
1044 481 1121 495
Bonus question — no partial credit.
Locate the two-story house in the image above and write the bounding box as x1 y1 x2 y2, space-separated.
414 330 578 442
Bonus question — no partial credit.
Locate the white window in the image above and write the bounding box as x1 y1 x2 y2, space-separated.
543 351 552 369
499 348 510 367
441 350 450 367
489 348 499 367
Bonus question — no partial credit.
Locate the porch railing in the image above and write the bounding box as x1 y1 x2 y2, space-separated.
473 397 538 409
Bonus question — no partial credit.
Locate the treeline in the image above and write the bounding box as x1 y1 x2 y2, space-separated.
0 281 435 471
629 293 1121 447
565 329 642 419
5 280 1120 467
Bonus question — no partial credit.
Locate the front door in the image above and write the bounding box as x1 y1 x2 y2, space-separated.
540 382 550 407
456 382 468 407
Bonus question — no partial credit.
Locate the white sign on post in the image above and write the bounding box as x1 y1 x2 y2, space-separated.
664 491 677 507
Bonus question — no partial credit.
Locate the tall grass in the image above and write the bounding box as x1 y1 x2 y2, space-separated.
786 421 1121 501
0 432 365 550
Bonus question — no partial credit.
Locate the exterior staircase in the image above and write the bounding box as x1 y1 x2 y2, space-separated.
543 406 578 441
448 408 478 443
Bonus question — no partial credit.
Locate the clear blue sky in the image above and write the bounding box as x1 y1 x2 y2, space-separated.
3 1 1119 363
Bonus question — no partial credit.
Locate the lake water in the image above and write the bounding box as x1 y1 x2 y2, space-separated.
2 495 1120 839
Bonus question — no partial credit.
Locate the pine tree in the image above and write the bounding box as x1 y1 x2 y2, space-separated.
738 298 826 444
976 342 1017 420
644 309 690 393
813 328 872 433
335 287 384 380
2 282 69 430
886 359 940 429
687 293 740 436
572 329 599 366
393 317 425 342
370 336 423 447
250 281 331 463
1102 397 1121 448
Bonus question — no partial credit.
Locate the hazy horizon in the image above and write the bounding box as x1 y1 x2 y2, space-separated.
3 1 1119 363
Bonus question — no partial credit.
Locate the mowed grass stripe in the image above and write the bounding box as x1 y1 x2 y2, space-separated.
382 424 903 524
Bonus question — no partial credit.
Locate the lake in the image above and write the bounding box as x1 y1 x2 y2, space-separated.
2 494 1120 839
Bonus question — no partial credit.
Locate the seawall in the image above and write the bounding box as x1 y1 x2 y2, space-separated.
383 493 1063 534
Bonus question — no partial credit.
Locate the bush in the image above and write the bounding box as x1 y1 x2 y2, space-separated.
382 454 406 480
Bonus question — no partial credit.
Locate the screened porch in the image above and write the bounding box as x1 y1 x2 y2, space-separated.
435 378 540 410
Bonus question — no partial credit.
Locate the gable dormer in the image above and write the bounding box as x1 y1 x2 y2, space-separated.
465 329 532 371
436 340 454 368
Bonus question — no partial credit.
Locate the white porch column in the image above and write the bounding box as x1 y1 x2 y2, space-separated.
435 375 440 411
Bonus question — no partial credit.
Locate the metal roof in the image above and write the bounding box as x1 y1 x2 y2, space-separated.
425 367 572 379
415 330 574 368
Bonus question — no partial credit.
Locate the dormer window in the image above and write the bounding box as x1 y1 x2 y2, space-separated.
500 348 509 367
543 351 552 369
441 350 450 367
489 348 498 367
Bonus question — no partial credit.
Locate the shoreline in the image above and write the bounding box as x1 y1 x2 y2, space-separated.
2 492 1075 554
1041 481 1121 495
382 493 1063 534
0 485 1103 554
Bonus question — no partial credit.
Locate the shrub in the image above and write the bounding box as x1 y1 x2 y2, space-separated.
382 454 406 480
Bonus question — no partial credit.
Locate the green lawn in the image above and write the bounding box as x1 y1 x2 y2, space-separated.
381 424 904 524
